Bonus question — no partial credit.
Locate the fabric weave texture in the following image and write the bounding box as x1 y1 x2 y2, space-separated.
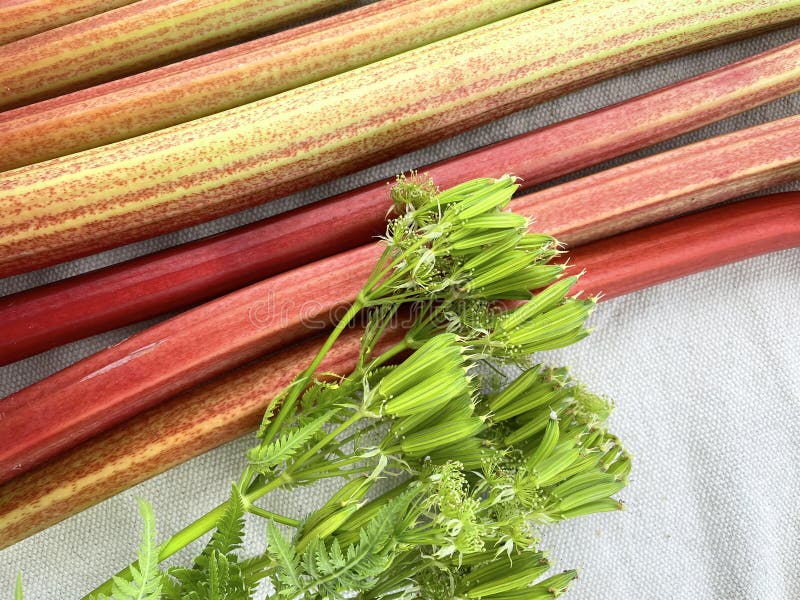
0 18 798 600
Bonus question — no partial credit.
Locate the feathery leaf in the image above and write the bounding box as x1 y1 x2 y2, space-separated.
110 499 162 600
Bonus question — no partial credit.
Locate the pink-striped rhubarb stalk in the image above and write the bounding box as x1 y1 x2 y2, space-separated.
0 0 137 46
2 67 799 366
0 0 353 109
513 114 800 245
0 192 797 549
0 0 552 171
1 113 798 483
1 0 798 277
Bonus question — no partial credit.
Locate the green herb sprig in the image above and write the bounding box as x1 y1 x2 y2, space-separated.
79 175 629 600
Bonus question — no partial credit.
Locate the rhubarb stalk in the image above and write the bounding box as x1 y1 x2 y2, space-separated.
2 57 799 365
0 0 552 171
1 0 797 277
0 0 137 46
0 0 352 109
0 193 796 550
514 114 800 245
1 115 798 482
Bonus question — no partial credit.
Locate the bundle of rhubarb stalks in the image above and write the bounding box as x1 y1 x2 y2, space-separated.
0 0 798 597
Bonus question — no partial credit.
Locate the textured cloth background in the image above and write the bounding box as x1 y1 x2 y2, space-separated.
0 13 798 599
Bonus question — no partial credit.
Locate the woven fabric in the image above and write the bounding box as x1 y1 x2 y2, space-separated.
0 19 798 600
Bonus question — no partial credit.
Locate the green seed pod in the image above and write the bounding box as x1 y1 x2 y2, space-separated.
560 498 624 519
449 177 518 221
551 470 619 500
505 299 594 347
529 570 578 596
382 366 470 417
501 276 579 331
377 333 461 395
551 481 626 513
576 427 604 450
598 445 622 471
472 588 556 600
459 551 550 595
466 252 536 290
460 232 522 273
424 437 489 469
478 264 565 298
435 177 498 205
494 386 567 422
457 550 500 567
517 233 557 251
606 454 632 480
450 228 526 252
532 444 582 487
542 451 603 487
463 552 549 598
386 392 474 441
400 416 484 457
520 328 591 355
489 366 545 412
526 414 561 468
301 477 372 535
505 399 570 446
462 213 528 230
296 503 360 552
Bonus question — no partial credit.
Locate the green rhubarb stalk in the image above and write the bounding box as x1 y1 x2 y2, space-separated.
0 0 352 108
1 0 797 277
0 0 137 46
0 0 553 171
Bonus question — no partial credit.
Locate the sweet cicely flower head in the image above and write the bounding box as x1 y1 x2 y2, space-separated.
372 175 562 305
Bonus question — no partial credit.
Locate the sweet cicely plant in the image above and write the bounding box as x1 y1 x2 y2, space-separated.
49 175 630 599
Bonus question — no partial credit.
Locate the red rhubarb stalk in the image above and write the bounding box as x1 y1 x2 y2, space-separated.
0 0 551 171
569 194 800 300
2 41 799 364
0 0 351 109
1 111 798 481
0 244 381 483
514 115 800 245
1 113 798 479
0 193 797 549
1 0 797 277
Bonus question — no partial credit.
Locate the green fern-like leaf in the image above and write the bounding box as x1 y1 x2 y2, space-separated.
206 485 245 558
248 410 337 473
167 487 252 599
299 488 417 597
111 499 163 600
256 400 278 439
267 520 303 595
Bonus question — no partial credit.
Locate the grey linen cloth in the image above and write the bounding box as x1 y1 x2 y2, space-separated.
0 20 798 600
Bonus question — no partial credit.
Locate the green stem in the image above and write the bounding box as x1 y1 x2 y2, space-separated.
293 463 377 482
336 421 381 447
363 233 436 302
370 339 410 370
261 298 366 444
245 505 301 527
